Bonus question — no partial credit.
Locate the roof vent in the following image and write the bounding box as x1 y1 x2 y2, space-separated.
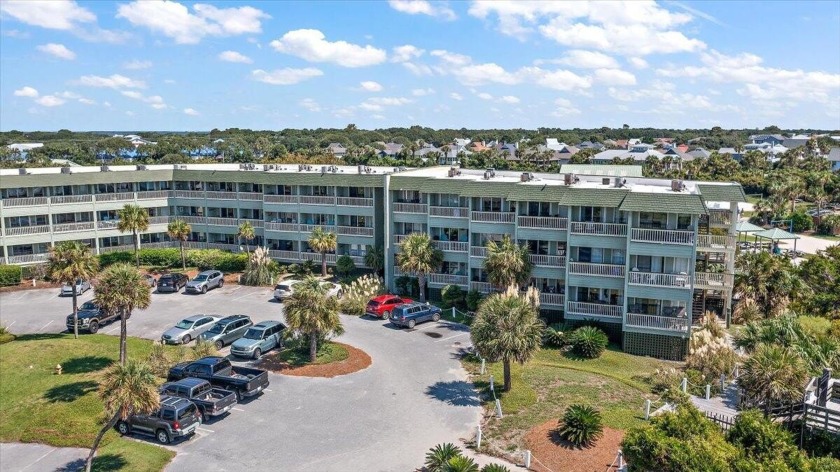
483 168 496 180
614 177 626 188
564 173 577 185
521 172 534 182
671 179 685 192
447 167 462 177
602 177 611 185
100 165 110 172
136 164 147 171
331 166 338 173
60 167 72 174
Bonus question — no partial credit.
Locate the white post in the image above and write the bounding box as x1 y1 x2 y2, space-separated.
681 377 688 393
495 399 503 418
644 399 651 420
523 450 531 468
720 373 726 391
489 375 494 393
451 306 455 320
480 358 486 375
476 425 482 449
705 384 711 400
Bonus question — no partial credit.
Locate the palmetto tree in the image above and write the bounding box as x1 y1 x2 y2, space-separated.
364 246 385 276
739 343 808 412
48 241 99 339
283 276 343 362
470 292 544 391
167 219 191 270
237 221 255 254
117 204 149 267
734 252 807 318
397 232 443 303
308 227 337 277
85 360 159 472
425 443 462 472
94 263 152 365
484 235 532 290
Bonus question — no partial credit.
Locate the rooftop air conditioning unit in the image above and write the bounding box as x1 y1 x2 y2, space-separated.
263 164 270 171
614 177 625 188
602 177 611 185
671 179 684 192
521 172 534 182
136 164 147 171
358 165 365 174
486 168 496 178
331 166 338 173
60 167 72 174
564 173 576 185
448 167 458 177
100 165 110 172
18 168 28 175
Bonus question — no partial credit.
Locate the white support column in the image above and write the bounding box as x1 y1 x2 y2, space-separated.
383 174 393 291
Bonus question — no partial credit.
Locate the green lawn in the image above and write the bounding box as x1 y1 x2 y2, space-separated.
277 340 349 366
0 334 176 470
463 345 672 451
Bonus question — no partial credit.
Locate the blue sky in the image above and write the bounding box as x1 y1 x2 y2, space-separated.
1 0 839 132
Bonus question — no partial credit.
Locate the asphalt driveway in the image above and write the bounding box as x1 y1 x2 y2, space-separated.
0 286 481 472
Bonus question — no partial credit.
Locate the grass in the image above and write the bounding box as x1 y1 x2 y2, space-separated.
0 333 177 471
463 345 672 450
277 341 349 366
811 234 840 241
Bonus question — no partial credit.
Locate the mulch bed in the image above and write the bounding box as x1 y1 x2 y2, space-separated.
524 420 625 472
0 280 60 293
258 342 371 378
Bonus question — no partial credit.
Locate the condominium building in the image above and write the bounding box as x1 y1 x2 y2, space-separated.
0 163 744 360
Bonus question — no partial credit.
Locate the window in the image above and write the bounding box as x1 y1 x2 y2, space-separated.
162 410 176 421
677 215 692 230
581 207 602 222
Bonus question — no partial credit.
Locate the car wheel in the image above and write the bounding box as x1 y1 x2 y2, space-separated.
200 408 209 423
383 310 391 320
182 335 191 344
432 313 441 322
214 340 224 350
218 280 224 288
234 389 242 402
201 286 207 294
117 421 131 435
252 348 261 360
408 319 416 329
156 429 170 444
88 322 99 334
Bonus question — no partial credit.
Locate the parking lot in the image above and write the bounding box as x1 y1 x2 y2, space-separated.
0 286 481 471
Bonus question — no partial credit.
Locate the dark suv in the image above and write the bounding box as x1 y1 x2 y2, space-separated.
389 302 442 328
115 396 201 444
157 273 189 293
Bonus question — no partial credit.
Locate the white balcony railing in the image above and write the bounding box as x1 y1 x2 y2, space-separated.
697 234 736 251
299 224 336 233
6 253 50 264
237 192 263 201
149 216 170 225
300 252 337 263
428 273 469 286
429 206 468 218
625 313 689 332
337 226 375 237
471 211 516 223
470 246 487 257
693 272 734 289
238 218 264 228
268 250 301 260
173 190 205 199
205 217 239 226
2 196 49 207
393 234 409 245
537 292 565 306
4 225 51 236
96 220 120 230
205 191 238 200
265 222 299 232
434 241 468 252
95 192 135 202
393 202 428 213
631 228 694 245
566 301 623 318
570 221 628 236
470 281 492 293
517 216 568 230
172 216 205 225
299 196 336 205
53 222 95 233
263 194 298 204
629 271 690 289
568 262 625 278
51 194 93 205
529 254 566 267
136 190 171 200
337 197 374 207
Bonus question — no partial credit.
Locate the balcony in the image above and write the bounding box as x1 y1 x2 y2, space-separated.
529 254 566 268
470 246 487 257
299 224 336 233
7 253 50 264
51 194 93 205
429 206 468 218
568 262 625 278
174 190 204 199
709 210 732 227
237 192 263 201
300 252 337 263
268 249 300 260
534 292 565 307
53 222 95 233
263 194 298 204
299 196 336 205
205 191 238 200
517 216 568 230
393 234 408 245
470 281 492 293
433 241 468 252
238 218 264 228
630 228 694 245
95 192 135 202
471 211 515 224
697 234 736 251
136 190 171 200
172 216 205 225
393 202 428 213
337 197 373 207
2 197 48 207
629 271 690 289
428 273 468 286
205 217 239 226
570 221 628 236
566 301 623 319
265 222 299 232
97 220 120 230
337 226 374 237
99 245 135 253
625 313 689 333
4 225 51 236
182 241 240 252
693 272 734 290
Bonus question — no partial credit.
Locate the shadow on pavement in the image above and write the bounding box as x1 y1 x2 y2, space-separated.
56 454 127 472
425 380 481 407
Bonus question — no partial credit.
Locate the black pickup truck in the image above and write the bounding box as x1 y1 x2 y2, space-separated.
167 356 269 400
160 377 237 422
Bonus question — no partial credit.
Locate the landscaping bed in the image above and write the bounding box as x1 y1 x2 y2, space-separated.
524 420 625 472
258 341 371 378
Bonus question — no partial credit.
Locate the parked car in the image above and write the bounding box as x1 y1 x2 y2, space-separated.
115 395 201 444
61 279 91 296
366 294 413 320
142 274 157 287
65 301 120 334
198 315 253 350
157 273 189 293
273 279 343 301
168 356 269 400
161 315 221 345
389 302 442 329
185 270 224 294
230 320 286 359
159 378 237 422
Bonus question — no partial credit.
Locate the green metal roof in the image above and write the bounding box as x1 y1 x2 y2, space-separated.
619 192 707 214
174 169 385 187
1 169 174 189
557 188 629 207
560 164 643 177
389 176 428 191
459 181 518 197
736 221 764 233
754 227 800 240
507 183 567 202
697 184 747 203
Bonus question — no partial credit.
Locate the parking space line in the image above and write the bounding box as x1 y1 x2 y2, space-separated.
413 322 440 331
6 321 15 328
263 389 273 392
435 332 469 343
231 407 245 412
36 320 53 333
231 292 255 301
197 427 215 433
20 447 56 471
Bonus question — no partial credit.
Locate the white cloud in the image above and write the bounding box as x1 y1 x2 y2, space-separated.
125 111 135 116
628 57 648 69
36 43 76 60
183 108 199 116
594 68 637 86
360 81 383 92
77 74 146 89
251 68 323 85
391 44 425 62
553 50 618 69
123 59 152 70
500 95 520 104
78 98 95 105
388 0 456 21
450 92 463 101
117 1 270 44
121 90 167 109
299 98 321 112
402 62 434 76
552 97 581 116
360 96 412 111
412 88 435 96
164 79 176 84
539 20 705 55
35 95 66 107
218 50 252 64
518 67 593 91
58 91 94 104
14 86 39 98
0 0 95 30
477 92 493 100
270 29 386 68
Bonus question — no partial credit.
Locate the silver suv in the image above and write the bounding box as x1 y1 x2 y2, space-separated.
161 315 221 345
185 270 224 294
230 320 286 359
198 315 253 350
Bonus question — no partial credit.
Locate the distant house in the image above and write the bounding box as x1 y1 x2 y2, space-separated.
469 141 490 152
613 139 629 149
676 144 689 153
592 146 664 164
326 143 347 158
379 142 404 157
748 134 786 146
686 148 711 159
828 147 840 171
453 138 471 147
6 143 43 159
717 147 744 161
577 141 605 151
782 138 809 150
744 142 787 160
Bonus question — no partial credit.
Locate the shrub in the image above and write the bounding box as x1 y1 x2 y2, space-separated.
186 249 247 272
727 409 808 467
288 260 317 278
787 210 813 233
557 405 604 447
648 367 683 394
811 457 840 472
443 455 479 472
480 465 510 472
20 264 47 280
335 255 356 278
138 248 181 267
570 326 608 358
395 275 418 297
147 341 171 377
340 274 384 316
0 265 22 286
190 339 220 359
465 290 483 312
241 247 278 286
543 323 568 348
0 325 15 344
441 284 466 310
687 322 738 384
98 251 134 267
424 443 462 472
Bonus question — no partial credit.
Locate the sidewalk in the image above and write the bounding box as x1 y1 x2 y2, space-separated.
0 443 88 472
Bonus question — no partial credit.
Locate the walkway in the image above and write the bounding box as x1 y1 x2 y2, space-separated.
690 384 739 418
0 443 87 472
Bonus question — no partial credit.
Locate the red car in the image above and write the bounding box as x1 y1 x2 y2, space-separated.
366 295 413 319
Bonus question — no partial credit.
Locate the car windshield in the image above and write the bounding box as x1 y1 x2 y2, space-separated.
206 324 223 334
174 320 194 330
160 276 172 281
178 404 196 420
80 301 97 310
367 300 380 306
242 328 264 340
277 284 292 291
193 275 208 282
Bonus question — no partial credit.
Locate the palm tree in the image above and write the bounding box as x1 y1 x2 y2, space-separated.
167 219 191 270
85 360 159 472
484 235 532 290
397 232 443 303
444 456 479 472
237 221 255 254
308 227 337 277
425 443 462 472
364 246 385 276
48 241 99 339
283 276 343 362
470 292 544 391
94 263 152 364
739 343 808 412
117 204 150 267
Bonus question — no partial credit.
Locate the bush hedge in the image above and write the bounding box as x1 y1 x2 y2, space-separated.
0 265 22 286
98 248 248 272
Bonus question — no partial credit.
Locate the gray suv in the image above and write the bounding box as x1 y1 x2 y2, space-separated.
115 396 201 444
230 320 286 359
161 315 221 345
198 315 253 350
186 270 224 294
